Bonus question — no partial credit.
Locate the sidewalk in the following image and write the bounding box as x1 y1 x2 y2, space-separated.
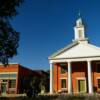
0 93 26 97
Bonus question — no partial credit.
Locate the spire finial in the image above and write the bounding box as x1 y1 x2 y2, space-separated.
78 10 81 18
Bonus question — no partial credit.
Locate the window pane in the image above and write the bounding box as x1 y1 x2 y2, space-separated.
98 79 100 83
10 74 17 78
0 74 9 78
61 79 66 88
79 80 85 92
9 80 16 88
98 84 100 88
60 64 67 74
98 79 100 88
97 64 100 73
0 73 17 78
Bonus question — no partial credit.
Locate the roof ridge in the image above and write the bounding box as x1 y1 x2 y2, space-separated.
84 43 100 50
49 41 78 59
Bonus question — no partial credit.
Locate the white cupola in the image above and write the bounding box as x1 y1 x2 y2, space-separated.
73 16 88 43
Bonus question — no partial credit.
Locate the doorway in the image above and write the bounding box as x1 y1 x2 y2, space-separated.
1 83 7 94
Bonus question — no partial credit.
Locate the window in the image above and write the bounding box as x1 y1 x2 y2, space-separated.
9 80 16 88
60 64 67 74
0 73 17 78
78 80 85 92
9 74 17 78
3 80 7 82
61 79 66 88
78 30 83 38
97 79 100 88
97 64 100 73
0 74 9 78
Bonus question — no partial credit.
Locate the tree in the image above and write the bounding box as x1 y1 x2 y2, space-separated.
0 0 24 18
40 74 49 93
0 0 24 66
30 76 40 92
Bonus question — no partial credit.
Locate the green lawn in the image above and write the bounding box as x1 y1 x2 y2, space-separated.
0 94 100 100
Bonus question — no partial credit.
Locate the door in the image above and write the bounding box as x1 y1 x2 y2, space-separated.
78 80 85 92
1 83 7 94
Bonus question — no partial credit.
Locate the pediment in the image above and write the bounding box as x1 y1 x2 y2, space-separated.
49 42 100 59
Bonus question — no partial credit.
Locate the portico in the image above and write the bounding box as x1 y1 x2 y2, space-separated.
50 58 100 94
49 16 100 94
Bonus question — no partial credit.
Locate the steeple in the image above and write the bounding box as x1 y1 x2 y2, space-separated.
73 13 88 43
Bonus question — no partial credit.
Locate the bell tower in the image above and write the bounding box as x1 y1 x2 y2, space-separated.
73 14 88 43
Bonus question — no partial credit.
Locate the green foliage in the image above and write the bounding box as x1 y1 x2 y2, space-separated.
40 74 49 93
0 0 24 18
0 0 24 65
0 19 19 65
0 95 100 100
30 76 40 89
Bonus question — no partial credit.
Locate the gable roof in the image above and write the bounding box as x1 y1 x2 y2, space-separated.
49 41 100 60
49 41 78 59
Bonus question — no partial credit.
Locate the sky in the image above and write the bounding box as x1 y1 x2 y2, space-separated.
10 0 100 70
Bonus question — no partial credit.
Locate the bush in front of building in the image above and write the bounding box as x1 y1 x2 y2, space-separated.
25 71 49 97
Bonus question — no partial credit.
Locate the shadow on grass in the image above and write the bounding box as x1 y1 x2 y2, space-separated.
0 95 58 100
0 94 100 100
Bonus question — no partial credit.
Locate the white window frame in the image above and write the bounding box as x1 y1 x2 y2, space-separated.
60 78 67 90
96 77 100 89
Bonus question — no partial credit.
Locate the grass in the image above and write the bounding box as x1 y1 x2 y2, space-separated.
0 94 100 100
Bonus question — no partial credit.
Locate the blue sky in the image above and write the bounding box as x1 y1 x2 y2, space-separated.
10 0 100 70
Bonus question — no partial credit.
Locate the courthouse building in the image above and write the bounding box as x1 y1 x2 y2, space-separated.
49 17 100 94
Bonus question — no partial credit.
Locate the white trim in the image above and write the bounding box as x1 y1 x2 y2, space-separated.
60 78 68 90
76 77 87 93
96 77 100 79
0 72 17 74
50 57 100 63
49 42 78 59
50 63 53 94
0 78 16 79
76 77 86 80
87 61 93 93
68 61 72 93
60 77 67 79
49 42 100 60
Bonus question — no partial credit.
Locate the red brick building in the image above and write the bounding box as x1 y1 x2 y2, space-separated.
49 17 100 94
0 63 40 94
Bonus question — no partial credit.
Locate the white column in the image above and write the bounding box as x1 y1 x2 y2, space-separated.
68 61 72 94
50 63 53 94
87 60 93 93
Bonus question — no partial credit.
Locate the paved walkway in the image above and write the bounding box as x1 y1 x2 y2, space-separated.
0 93 26 97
